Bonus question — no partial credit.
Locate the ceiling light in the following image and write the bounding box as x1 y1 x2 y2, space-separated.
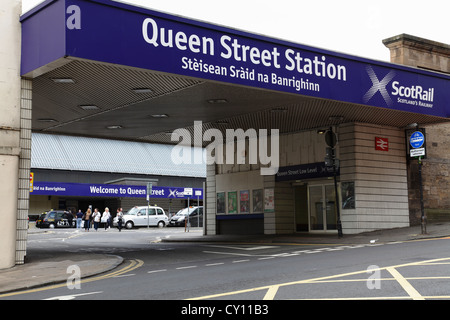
214 120 229 125
106 125 122 129
207 99 228 104
150 114 169 118
132 88 153 94
79 105 100 111
37 118 58 122
328 116 344 122
51 78 75 84
271 107 288 113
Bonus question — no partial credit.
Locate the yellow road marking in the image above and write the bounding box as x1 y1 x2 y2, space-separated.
0 259 143 298
386 267 424 300
188 257 450 300
263 285 279 300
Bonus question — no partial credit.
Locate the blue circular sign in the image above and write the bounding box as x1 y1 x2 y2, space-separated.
410 131 424 149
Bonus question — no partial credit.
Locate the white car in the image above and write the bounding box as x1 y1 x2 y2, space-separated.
113 206 168 229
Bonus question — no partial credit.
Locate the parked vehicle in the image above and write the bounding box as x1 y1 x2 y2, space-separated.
35 210 75 229
168 206 203 227
112 206 168 229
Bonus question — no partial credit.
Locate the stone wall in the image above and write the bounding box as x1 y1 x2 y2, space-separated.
384 34 450 224
414 123 450 223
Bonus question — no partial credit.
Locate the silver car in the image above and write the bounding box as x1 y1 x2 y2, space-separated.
113 206 168 229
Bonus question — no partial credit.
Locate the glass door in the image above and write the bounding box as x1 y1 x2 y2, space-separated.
325 185 337 231
309 186 323 230
308 184 337 231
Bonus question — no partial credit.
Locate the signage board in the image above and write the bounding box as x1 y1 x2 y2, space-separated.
276 162 339 182
31 181 203 199
406 128 426 159
410 131 425 149
184 188 193 196
30 172 34 192
375 137 389 151
21 0 450 119
410 148 425 157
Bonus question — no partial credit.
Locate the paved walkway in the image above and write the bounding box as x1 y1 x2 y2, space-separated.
1 222 449 295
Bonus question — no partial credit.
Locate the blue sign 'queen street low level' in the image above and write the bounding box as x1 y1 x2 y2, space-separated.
21 0 450 118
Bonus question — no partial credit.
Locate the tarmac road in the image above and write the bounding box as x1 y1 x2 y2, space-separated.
1 222 450 302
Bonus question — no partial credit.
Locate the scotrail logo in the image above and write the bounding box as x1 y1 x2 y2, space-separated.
363 65 396 106
363 65 435 109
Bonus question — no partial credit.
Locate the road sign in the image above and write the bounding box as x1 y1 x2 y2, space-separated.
410 148 425 157
146 182 153 201
406 128 426 160
325 130 337 147
410 131 425 149
184 188 193 196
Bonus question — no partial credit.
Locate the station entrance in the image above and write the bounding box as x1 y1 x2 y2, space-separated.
294 183 338 233
1 0 449 267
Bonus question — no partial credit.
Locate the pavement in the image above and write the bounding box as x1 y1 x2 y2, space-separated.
1 221 450 295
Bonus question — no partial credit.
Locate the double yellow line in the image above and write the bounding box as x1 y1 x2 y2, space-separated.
0 259 143 298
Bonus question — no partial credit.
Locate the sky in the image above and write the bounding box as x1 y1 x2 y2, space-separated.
22 0 449 63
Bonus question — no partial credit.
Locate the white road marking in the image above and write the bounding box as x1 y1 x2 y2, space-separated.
44 291 103 300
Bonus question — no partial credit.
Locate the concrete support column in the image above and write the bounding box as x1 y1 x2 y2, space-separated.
205 163 217 235
263 175 275 235
16 79 32 264
0 0 23 269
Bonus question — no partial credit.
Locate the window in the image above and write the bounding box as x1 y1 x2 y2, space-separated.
157 208 164 215
148 208 156 216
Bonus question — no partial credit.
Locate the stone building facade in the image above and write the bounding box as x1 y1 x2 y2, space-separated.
383 34 450 224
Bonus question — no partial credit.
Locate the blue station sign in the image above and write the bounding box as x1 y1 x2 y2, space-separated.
31 181 203 199
21 0 450 118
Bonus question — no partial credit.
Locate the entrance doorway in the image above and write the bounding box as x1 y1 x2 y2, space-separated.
309 184 337 231
294 183 337 232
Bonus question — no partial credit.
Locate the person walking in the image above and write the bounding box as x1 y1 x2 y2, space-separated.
92 208 101 231
83 208 92 231
102 207 111 230
116 208 124 232
76 209 83 229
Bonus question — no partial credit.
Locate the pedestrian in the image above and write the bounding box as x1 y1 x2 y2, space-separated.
83 208 92 231
76 209 83 229
102 207 111 230
117 208 124 232
92 208 101 231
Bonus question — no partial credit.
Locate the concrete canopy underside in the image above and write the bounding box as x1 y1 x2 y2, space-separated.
30 57 448 144
22 0 450 142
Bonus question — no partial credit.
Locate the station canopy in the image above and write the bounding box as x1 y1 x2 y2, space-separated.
21 0 450 146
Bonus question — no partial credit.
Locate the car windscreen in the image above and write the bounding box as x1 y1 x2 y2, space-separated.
176 207 197 216
126 207 139 216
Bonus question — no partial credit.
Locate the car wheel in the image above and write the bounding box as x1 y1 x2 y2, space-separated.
49 223 55 229
157 221 165 228
125 221 134 229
